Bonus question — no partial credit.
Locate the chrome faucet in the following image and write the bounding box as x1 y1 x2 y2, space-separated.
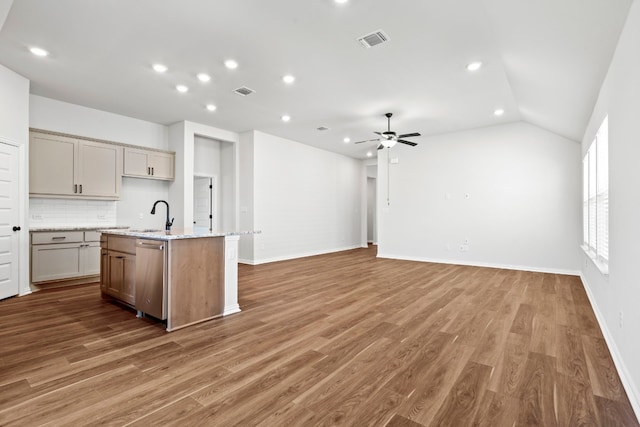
150 200 174 231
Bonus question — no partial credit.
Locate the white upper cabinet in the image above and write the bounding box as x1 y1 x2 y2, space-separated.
30 131 122 200
78 140 122 197
123 147 174 180
30 132 77 196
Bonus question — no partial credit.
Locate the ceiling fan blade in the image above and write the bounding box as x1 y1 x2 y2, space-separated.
353 138 379 144
398 132 421 138
377 144 384 150
397 139 418 147
373 131 383 136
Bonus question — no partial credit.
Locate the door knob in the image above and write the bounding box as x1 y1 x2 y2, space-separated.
12 226 21 232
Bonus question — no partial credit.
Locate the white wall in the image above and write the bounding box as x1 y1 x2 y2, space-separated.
0 63 30 296
28 95 171 230
580 1 640 416
367 177 377 243
194 135 222 229
238 131 254 262
245 131 363 264
378 121 581 274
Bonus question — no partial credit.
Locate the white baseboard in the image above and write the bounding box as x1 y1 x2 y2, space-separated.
376 252 581 276
244 245 363 265
223 304 241 317
580 273 640 421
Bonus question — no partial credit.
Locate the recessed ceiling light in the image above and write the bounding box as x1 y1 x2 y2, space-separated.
343 137 351 143
335 0 348 3
283 74 295 84
197 73 211 82
281 115 291 122
224 59 238 70
466 61 482 71
366 151 373 157
29 47 48 57
206 104 217 112
494 108 505 116
176 85 189 93
152 63 167 73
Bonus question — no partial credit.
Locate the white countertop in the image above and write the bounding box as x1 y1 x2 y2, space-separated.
99 228 260 240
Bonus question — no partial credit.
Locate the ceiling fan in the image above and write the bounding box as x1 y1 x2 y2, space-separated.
354 113 421 149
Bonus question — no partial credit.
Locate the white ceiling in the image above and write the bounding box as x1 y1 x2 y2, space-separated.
0 0 632 159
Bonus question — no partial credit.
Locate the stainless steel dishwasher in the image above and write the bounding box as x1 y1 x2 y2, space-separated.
135 239 167 320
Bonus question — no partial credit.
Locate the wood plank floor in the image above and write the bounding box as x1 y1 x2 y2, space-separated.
0 245 637 426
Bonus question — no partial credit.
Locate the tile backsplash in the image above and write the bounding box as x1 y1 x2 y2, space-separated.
29 198 117 228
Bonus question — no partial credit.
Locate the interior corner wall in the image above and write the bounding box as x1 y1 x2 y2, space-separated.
238 131 255 263
251 131 362 264
377 121 581 274
0 63 29 296
580 1 640 417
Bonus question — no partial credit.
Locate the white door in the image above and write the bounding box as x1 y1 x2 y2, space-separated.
193 176 213 231
0 143 20 299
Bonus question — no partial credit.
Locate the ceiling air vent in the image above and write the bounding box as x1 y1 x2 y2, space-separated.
234 86 255 96
317 126 330 131
357 30 389 48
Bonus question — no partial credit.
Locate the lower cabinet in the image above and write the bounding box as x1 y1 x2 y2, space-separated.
101 235 136 306
31 230 101 284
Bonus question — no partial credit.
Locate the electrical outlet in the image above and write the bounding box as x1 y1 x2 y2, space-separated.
138 213 144 220
464 237 470 244
619 311 624 328
460 244 469 252
31 214 43 220
97 214 106 220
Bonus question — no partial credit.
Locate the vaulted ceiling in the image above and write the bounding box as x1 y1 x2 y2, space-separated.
0 0 632 158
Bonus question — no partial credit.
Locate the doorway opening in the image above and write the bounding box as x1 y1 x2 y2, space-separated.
193 175 216 232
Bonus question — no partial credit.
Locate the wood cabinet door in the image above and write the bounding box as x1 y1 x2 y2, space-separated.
121 255 136 305
100 249 109 293
29 133 77 196
31 243 82 283
107 251 135 305
77 141 121 198
149 152 174 180
123 148 150 177
107 253 124 298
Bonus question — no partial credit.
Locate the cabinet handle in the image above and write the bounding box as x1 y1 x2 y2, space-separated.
79 184 82 194
74 184 78 193
151 167 154 175
148 167 151 175
52 236 66 240
115 256 124 259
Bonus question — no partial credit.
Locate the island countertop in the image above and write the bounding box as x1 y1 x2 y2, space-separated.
99 228 259 241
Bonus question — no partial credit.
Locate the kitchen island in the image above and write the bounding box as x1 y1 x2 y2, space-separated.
100 228 254 331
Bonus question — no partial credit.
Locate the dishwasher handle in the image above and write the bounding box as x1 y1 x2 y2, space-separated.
137 242 164 250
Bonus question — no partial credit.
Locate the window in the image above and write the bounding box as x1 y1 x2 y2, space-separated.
583 116 609 272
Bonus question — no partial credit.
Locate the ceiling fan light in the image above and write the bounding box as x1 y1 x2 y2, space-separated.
380 138 397 148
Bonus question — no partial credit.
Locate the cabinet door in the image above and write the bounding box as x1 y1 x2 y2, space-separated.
82 242 101 276
77 141 121 198
107 252 136 305
121 255 136 305
31 243 82 283
123 148 150 177
149 152 174 180
100 249 109 293
107 253 124 297
29 133 77 196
